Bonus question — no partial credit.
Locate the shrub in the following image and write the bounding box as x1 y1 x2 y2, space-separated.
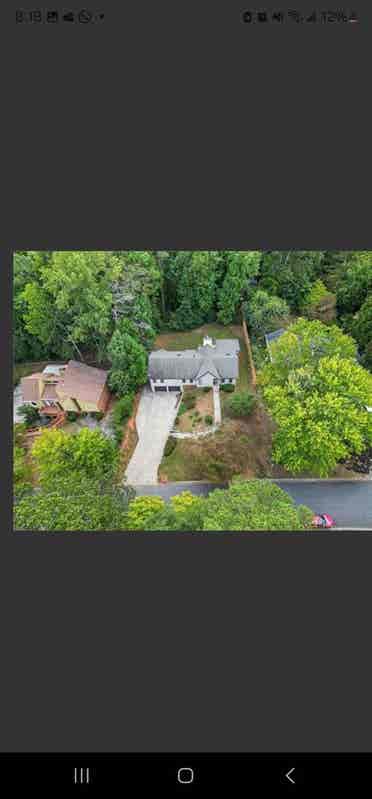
66 411 78 422
14 422 27 446
113 427 124 445
113 394 134 424
251 343 269 370
111 394 134 444
164 437 177 457
205 415 213 425
204 458 229 480
183 396 196 410
203 387 211 393
18 404 40 427
229 392 256 417
221 383 235 393
298 504 315 529
91 411 104 421
178 402 187 415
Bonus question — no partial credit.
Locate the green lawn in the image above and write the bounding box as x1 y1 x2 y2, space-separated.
154 324 236 351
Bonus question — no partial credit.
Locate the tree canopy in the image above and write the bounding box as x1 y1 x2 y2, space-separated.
107 324 148 396
32 428 119 485
244 289 290 337
200 479 313 531
14 477 133 531
217 251 261 324
14 250 371 375
262 352 372 477
336 251 372 315
259 318 357 388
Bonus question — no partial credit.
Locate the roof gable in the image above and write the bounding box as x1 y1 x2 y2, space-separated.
20 374 43 401
57 360 108 404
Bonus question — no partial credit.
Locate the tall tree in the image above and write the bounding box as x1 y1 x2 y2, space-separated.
13 252 50 362
260 251 325 311
171 251 222 329
336 251 372 315
259 318 357 388
111 251 161 341
352 296 372 355
217 251 261 324
107 326 148 396
21 251 119 361
244 289 290 337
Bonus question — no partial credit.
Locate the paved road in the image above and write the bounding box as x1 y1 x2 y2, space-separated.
125 388 180 484
131 479 372 528
274 480 372 529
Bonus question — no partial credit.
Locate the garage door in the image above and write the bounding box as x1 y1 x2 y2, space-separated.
155 386 167 392
168 386 181 392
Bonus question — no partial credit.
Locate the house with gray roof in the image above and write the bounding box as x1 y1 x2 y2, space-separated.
148 335 240 392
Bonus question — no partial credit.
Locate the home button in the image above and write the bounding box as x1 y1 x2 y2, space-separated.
177 767 194 784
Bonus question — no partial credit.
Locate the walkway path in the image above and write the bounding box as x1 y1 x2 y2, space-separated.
170 427 218 439
213 384 221 424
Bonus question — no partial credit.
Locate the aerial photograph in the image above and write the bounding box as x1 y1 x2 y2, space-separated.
13 251 372 532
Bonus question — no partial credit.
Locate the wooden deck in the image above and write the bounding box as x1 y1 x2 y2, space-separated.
39 406 61 416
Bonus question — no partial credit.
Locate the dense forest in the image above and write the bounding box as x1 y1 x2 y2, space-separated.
13 250 372 371
13 251 372 531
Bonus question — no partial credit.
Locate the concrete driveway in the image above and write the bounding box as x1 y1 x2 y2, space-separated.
125 387 180 485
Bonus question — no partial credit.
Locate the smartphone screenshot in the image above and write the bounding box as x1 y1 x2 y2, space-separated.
2 1 371 794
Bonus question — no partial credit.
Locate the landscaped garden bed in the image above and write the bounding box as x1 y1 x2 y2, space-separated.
175 387 214 432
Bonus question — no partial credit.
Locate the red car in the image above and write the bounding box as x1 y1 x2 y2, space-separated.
312 513 335 529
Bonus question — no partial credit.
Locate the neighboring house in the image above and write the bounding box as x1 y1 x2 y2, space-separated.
20 360 110 415
148 335 240 393
264 328 286 362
